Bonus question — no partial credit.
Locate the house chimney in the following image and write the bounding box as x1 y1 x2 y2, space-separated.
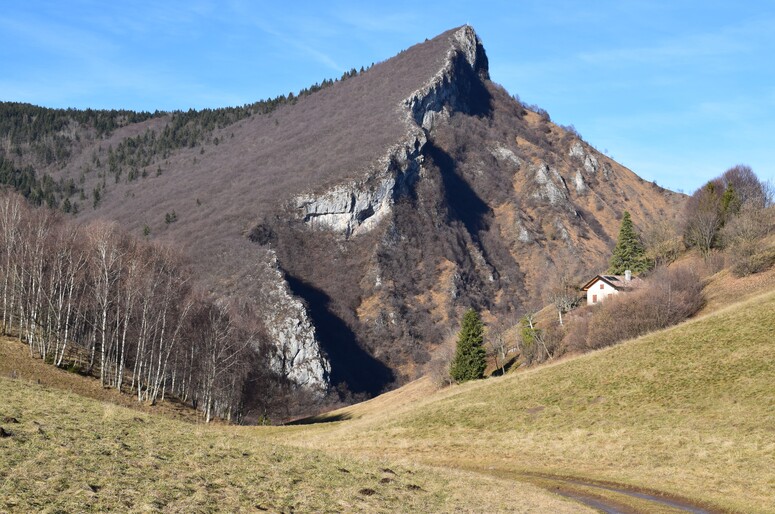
625 270 632 282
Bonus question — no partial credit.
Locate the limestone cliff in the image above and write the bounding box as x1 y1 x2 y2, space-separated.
255 249 330 393
293 134 425 238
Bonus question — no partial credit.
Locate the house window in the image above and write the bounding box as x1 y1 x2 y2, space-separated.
599 283 604 289
592 294 597 303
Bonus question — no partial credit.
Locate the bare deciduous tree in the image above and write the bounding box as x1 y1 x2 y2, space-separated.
543 253 585 326
0 191 266 423
643 219 683 268
684 182 723 257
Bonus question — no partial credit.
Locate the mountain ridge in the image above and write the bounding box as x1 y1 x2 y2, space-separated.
0 26 685 403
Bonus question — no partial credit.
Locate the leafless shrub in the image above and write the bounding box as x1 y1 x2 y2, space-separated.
542 322 566 359
643 219 683 268
722 204 775 276
583 266 704 350
516 312 564 366
683 181 723 256
702 250 727 276
561 308 591 353
732 248 775 278
427 332 456 387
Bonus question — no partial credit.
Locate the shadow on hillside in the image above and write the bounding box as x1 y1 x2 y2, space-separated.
490 355 520 377
451 51 493 117
285 275 394 397
425 142 491 242
285 412 353 426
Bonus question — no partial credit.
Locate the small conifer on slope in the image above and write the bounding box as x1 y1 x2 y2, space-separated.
609 211 648 274
450 309 487 383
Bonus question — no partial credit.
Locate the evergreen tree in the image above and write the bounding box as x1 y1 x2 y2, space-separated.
721 183 740 219
608 211 648 274
449 309 487 383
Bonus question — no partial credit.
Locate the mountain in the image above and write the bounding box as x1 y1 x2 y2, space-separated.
0 26 684 400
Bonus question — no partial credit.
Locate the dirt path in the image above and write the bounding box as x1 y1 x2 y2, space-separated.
542 476 715 513
477 469 719 513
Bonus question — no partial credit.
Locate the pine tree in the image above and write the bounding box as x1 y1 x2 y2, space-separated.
720 183 740 219
449 309 487 383
608 211 648 274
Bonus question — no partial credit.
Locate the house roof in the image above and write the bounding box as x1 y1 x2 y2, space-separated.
581 274 645 292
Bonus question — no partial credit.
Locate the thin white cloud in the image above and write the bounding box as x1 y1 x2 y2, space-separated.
579 14 775 67
262 24 342 72
578 33 747 66
0 14 118 59
335 9 418 33
225 1 343 72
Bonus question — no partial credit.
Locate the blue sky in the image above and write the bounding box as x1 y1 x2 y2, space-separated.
1 1 773 193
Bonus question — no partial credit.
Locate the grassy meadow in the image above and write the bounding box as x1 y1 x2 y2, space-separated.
0 368 588 512
267 289 775 513
2 273 774 512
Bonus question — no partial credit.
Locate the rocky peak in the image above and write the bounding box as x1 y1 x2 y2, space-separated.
292 26 491 240
405 25 491 129
452 25 489 79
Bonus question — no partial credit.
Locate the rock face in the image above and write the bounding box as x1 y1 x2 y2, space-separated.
532 163 571 207
405 25 489 129
257 250 330 393
294 135 426 238
570 140 601 175
490 145 521 167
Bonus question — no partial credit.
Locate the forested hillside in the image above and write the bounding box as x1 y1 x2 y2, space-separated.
0 192 276 422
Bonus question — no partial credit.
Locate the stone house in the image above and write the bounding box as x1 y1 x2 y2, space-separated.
581 270 644 305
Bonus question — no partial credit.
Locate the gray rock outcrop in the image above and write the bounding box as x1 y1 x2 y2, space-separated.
570 140 600 175
532 163 570 207
294 134 425 238
574 169 587 194
293 25 488 240
404 25 489 130
256 249 330 393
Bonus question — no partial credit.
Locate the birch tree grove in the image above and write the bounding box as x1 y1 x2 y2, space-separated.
0 191 260 422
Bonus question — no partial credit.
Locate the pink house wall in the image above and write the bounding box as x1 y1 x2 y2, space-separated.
586 279 619 305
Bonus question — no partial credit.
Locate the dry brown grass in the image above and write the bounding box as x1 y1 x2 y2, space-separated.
5 259 774 511
265 289 775 513
0 374 589 512
0 337 199 423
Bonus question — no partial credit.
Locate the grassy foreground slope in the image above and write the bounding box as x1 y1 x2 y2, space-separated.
0 375 588 513
0 338 201 423
273 290 775 513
